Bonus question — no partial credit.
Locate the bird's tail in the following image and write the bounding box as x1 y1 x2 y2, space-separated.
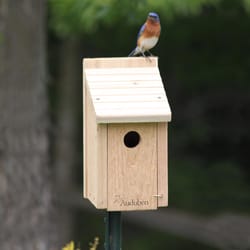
128 47 140 57
128 48 136 57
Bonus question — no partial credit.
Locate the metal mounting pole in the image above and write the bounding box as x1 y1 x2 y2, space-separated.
105 211 122 250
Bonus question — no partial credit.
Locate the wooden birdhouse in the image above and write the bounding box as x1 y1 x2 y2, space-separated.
83 57 171 211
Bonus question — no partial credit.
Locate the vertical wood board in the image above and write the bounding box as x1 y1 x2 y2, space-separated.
157 123 168 207
107 123 158 211
84 76 107 208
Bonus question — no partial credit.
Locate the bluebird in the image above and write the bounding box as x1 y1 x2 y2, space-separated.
128 12 161 57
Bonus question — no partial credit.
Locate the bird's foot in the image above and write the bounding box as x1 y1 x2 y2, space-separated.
146 50 154 57
140 51 152 62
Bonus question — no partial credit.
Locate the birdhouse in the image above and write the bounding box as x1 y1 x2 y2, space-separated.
83 57 171 211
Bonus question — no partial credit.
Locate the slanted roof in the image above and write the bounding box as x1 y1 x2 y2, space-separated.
83 57 171 123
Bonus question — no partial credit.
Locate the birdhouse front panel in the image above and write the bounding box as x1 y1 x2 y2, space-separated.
83 57 171 211
107 123 158 211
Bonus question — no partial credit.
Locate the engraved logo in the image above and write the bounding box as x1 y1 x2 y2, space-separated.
114 195 149 207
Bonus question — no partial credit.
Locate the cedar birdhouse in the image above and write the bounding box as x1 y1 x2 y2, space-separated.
83 57 171 211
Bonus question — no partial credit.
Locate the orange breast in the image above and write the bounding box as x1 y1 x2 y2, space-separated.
143 20 161 38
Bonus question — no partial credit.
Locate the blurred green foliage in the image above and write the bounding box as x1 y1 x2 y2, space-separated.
49 0 250 37
170 159 250 214
74 210 218 250
49 0 250 203
48 0 250 248
123 222 217 250
49 0 250 213
49 0 224 36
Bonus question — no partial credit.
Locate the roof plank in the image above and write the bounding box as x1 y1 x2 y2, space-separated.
83 57 171 123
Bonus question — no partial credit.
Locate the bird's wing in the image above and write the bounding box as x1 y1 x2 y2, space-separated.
137 23 146 39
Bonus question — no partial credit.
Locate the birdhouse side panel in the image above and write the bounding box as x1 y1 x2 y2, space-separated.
84 76 107 209
157 122 168 207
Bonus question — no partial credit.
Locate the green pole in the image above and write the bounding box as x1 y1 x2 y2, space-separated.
105 211 122 250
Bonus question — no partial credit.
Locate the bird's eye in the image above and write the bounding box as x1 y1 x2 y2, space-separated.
149 15 157 19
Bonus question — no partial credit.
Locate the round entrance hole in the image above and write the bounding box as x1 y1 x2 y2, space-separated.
123 131 140 148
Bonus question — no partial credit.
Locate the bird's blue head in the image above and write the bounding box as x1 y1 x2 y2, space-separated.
148 12 160 22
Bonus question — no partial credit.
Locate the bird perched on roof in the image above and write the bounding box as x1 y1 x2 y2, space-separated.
128 12 161 57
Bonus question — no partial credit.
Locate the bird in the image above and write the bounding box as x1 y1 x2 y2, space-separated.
128 12 161 57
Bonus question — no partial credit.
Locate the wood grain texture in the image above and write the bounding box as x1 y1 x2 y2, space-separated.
83 57 171 123
157 123 168 207
83 73 87 198
107 123 158 211
84 74 107 208
83 57 158 68
83 57 170 210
